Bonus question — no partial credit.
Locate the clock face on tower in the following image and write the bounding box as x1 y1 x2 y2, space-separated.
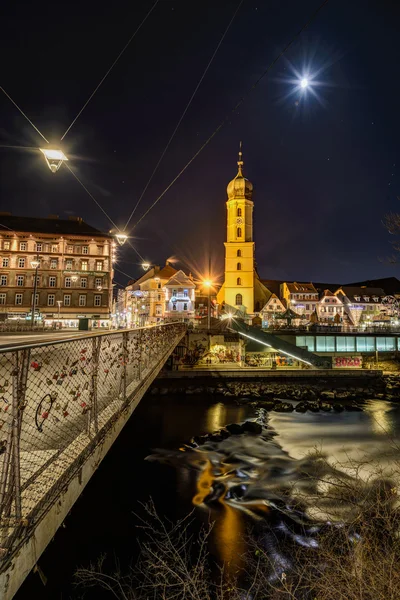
236 217 243 224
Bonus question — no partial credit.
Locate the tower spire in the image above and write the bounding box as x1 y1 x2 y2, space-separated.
237 140 244 176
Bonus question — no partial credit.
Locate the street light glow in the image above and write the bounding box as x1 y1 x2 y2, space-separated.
203 280 212 287
40 148 68 173
142 262 151 271
115 233 128 246
300 78 309 89
30 259 40 269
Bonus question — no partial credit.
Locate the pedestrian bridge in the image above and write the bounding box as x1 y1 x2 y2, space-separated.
0 323 186 599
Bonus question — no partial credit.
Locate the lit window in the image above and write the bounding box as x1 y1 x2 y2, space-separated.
96 261 103 271
237 249 242 257
237 277 241 285
3 241 10 250
51 244 58 253
15 293 23 305
79 294 86 307
94 295 101 307
36 243 42 252
82 246 89 255
49 276 56 287
81 260 88 271
16 275 24 287
50 259 58 269
65 259 73 270
0 293 6 305
63 294 71 307
81 278 87 288
18 258 25 268
47 294 55 306
2 258 9 268
19 242 27 251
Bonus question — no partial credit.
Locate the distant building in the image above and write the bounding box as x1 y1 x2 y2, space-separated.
317 289 344 323
260 293 286 327
0 214 113 327
335 286 386 326
125 262 178 326
281 282 319 319
164 270 196 321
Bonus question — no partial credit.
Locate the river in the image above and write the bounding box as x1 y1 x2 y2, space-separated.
15 392 400 599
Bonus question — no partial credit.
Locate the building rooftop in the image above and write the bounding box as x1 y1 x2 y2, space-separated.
336 286 386 302
0 214 109 238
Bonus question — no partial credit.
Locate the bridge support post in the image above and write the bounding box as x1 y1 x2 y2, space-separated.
122 331 128 403
89 337 101 435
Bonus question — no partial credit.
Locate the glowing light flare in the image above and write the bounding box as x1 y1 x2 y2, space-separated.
300 78 309 88
115 233 128 246
40 148 68 173
30 259 40 269
203 280 212 288
142 262 151 271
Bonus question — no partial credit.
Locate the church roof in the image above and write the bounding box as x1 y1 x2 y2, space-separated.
226 143 253 200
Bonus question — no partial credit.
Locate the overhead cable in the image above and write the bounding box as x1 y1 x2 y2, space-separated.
60 0 160 141
0 86 49 143
123 0 244 231
131 0 330 231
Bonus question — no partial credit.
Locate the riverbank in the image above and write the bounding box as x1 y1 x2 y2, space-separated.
153 370 400 402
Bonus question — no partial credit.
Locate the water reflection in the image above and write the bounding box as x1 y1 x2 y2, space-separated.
364 400 395 435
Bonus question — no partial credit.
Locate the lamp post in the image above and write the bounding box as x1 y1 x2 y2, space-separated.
30 255 40 329
56 300 62 327
203 280 212 331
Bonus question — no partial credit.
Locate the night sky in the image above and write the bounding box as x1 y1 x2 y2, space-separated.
1 0 400 287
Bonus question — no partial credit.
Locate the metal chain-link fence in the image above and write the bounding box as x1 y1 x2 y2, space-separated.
0 323 185 562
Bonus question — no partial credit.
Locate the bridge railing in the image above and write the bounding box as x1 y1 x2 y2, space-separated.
0 323 185 561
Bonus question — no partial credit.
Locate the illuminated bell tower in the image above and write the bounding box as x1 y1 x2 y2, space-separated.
223 143 255 313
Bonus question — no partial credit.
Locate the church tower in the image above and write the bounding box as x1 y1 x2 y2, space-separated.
220 143 255 313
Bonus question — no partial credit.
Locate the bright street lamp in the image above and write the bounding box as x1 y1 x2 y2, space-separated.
39 148 68 173
300 78 309 89
115 233 128 246
142 262 151 271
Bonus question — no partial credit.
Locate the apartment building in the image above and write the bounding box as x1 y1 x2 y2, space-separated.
0 214 114 327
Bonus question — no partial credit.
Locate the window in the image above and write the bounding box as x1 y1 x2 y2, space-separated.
157 294 161 301
67 245 74 254
81 277 87 288
2 258 9 267
50 259 58 269
82 246 89 254
0 275 7 286
96 261 103 271
235 293 242 305
94 295 101 307
15 293 23 305
237 277 242 285
49 276 56 287
0 293 6 305
237 262 241 270
51 244 58 253
172 304 177 311
36 243 42 252
31 293 39 305
81 260 88 271
65 259 73 270
18 258 25 268
63 294 71 307
183 303 188 311
95 277 102 288
3 241 10 250
16 275 24 287
33 275 40 287
157 282 161 289
306 304 310 310
237 207 242 217
172 289 177 297
47 294 55 306
156 304 162 316
237 227 242 237
237 249 242 257
79 294 86 307
19 242 27 251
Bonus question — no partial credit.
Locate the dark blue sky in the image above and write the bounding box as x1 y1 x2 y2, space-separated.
1 0 399 286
